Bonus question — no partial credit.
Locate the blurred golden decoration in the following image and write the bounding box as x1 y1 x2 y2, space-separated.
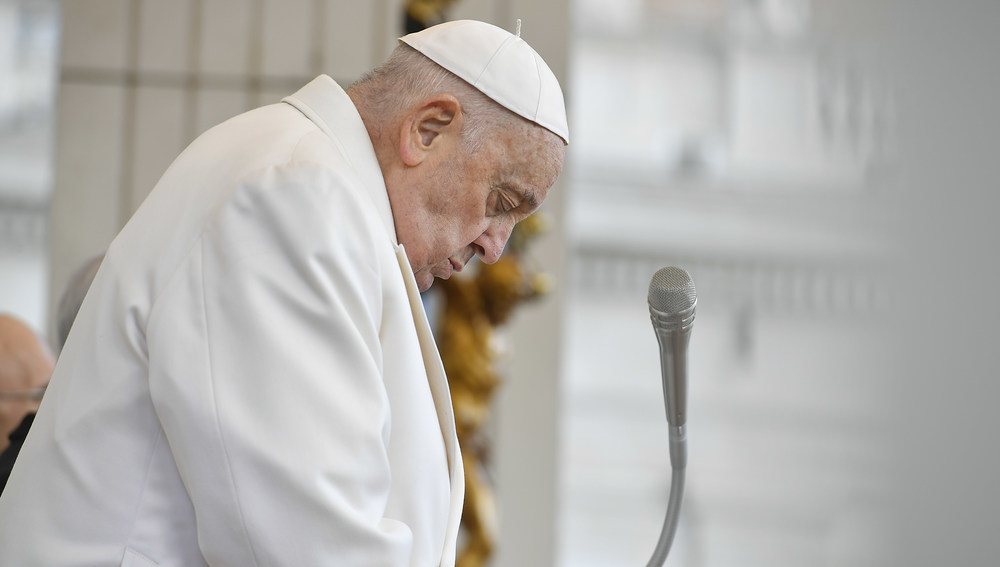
404 0 460 33
437 214 550 567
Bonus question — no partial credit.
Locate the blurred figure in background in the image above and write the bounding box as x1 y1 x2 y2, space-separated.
0 253 103 494
0 314 53 492
54 252 104 352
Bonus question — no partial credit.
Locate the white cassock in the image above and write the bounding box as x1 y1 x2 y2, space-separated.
0 75 464 567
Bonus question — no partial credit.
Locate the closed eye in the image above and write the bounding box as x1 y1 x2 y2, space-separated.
488 190 518 216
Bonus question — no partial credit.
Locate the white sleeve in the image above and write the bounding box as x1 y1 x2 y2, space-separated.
146 161 414 566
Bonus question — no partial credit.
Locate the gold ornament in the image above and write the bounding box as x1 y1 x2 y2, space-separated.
437 214 549 567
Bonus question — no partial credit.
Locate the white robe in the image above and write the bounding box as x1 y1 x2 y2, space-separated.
0 75 464 567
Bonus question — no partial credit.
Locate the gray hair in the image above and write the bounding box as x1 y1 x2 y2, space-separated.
348 44 530 154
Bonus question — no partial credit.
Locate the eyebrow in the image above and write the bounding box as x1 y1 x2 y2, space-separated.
523 190 538 209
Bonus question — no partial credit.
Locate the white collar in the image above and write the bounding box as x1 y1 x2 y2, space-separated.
282 75 398 244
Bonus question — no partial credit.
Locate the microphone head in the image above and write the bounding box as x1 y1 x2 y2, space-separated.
648 267 697 315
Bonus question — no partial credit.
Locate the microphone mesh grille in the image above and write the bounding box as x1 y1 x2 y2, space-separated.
648 266 697 314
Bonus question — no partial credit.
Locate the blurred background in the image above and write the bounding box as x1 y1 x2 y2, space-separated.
1 1 997 566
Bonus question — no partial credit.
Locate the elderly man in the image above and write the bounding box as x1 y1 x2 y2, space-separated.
0 19 566 567
0 314 54 492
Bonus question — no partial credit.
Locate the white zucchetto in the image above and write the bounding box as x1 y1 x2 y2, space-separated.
399 19 569 145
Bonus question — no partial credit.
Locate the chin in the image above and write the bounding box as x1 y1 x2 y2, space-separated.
416 273 435 293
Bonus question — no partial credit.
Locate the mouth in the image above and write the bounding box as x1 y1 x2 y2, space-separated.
430 258 463 282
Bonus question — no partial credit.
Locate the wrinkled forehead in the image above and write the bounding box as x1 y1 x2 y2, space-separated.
507 127 564 184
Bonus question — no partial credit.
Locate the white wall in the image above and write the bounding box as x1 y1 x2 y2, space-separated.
883 2 1000 565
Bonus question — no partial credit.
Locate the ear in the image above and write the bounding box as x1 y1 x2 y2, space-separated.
398 94 462 167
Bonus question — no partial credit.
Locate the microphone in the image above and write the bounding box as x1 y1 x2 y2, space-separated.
646 266 696 567
648 266 696 432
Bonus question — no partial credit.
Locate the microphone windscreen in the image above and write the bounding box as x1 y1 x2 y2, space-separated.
648 267 697 315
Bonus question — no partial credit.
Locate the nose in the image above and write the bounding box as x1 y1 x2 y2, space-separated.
473 220 514 264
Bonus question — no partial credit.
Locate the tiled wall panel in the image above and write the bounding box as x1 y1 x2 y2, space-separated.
60 0 131 71
260 0 316 79
49 82 126 297
136 0 194 74
129 85 188 212
322 0 378 82
199 0 254 78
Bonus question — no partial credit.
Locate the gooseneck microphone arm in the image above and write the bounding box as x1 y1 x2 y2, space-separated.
645 267 697 567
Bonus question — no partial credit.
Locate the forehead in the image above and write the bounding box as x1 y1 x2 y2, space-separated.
494 128 564 198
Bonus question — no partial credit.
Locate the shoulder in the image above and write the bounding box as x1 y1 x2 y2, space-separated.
215 160 391 270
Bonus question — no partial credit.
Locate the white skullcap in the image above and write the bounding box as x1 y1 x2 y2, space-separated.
399 19 569 145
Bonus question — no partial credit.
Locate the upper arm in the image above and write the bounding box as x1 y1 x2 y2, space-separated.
146 162 413 566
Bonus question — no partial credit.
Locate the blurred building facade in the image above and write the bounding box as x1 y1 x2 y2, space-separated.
0 0 58 331
558 1 897 566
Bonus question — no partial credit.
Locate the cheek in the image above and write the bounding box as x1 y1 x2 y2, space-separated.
440 212 485 248
456 222 488 253
421 189 490 256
